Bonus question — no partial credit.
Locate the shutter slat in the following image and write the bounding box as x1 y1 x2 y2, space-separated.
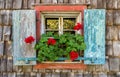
84 9 105 64
12 10 36 65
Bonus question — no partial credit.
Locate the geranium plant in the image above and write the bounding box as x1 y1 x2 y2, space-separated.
34 23 86 62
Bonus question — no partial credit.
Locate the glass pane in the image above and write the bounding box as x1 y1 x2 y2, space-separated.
63 18 76 29
46 18 59 29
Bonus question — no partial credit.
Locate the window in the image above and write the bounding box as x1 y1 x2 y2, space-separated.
12 5 105 69
41 12 81 35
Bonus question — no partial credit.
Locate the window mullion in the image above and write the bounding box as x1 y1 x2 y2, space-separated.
59 17 63 35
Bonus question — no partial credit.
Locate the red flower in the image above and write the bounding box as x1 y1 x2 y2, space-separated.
73 23 83 30
47 38 56 45
70 51 79 60
24 36 35 44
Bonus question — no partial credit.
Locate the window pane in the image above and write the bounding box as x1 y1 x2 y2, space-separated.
63 18 76 29
46 18 59 29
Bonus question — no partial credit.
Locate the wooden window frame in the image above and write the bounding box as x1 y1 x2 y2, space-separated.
34 5 87 69
41 12 81 35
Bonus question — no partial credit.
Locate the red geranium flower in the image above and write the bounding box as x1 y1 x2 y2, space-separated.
70 51 79 60
24 36 35 44
47 38 56 45
73 23 83 30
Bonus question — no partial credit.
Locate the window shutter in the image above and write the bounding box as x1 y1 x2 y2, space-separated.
12 10 36 65
84 9 105 64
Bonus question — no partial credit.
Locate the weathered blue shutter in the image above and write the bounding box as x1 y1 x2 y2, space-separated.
84 9 105 64
12 10 36 65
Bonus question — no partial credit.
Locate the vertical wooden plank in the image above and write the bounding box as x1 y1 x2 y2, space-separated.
3 26 11 41
13 0 22 9
1 10 12 26
58 0 63 3
76 0 85 4
31 72 37 77
63 0 68 3
7 57 13 72
97 0 103 8
0 26 3 41
113 41 120 56
90 0 97 8
17 73 24 77
45 73 52 77
37 73 42 77
28 0 35 9
109 58 119 72
23 66 32 72
117 0 120 9
75 73 83 77
0 0 5 9
5 0 13 9
83 72 92 77
3 73 7 77
35 0 40 4
4 41 12 56
52 73 60 77
24 72 30 77
106 10 113 26
98 72 107 77
23 0 28 9
0 41 4 56
60 72 67 77
41 0 52 3
0 73 2 77
8 73 16 77
106 41 113 56
114 10 120 25
1 56 7 72
106 0 113 9
52 0 57 4
69 0 76 4
12 10 36 65
85 0 90 4
84 9 106 64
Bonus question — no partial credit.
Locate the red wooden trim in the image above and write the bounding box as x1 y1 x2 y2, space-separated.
34 63 87 69
34 5 87 69
36 11 41 41
34 5 87 12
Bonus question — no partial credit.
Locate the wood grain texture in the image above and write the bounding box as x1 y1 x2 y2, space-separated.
28 0 35 9
0 41 4 56
7 57 13 72
13 0 22 9
84 9 106 64
41 0 52 3
1 56 7 72
23 0 28 9
114 10 120 25
3 26 11 41
0 26 3 41
109 58 119 72
5 0 13 9
8 73 16 77
106 10 113 26
0 0 5 9
12 10 36 65
34 63 87 69
58 0 63 3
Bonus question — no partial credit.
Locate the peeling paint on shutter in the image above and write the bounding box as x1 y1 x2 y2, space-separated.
84 9 105 64
12 10 36 65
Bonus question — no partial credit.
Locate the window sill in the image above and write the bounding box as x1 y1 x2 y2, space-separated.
34 63 87 69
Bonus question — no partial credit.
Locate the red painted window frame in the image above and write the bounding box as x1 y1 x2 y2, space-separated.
34 5 87 41
34 5 87 69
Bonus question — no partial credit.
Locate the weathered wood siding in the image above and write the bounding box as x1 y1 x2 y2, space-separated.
12 10 36 65
0 0 119 76
84 9 106 64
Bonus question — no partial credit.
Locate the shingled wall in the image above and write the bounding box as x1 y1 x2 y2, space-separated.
0 0 120 77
